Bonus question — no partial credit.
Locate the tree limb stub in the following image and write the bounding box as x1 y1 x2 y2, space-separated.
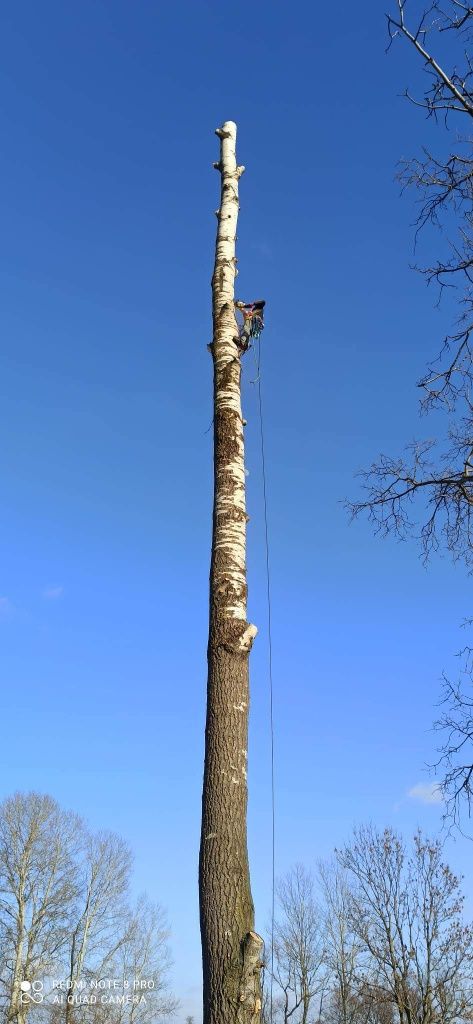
238 931 264 1020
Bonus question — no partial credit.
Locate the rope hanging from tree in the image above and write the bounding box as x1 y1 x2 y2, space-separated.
247 328 276 1024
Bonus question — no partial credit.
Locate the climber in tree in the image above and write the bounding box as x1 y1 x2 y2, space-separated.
235 299 265 351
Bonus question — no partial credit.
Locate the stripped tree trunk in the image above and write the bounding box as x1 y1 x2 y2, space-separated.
199 120 263 1024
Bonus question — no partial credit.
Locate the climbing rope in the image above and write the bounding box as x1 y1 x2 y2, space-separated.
251 335 276 1023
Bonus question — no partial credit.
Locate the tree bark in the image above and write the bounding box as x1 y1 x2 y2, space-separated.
199 120 263 1024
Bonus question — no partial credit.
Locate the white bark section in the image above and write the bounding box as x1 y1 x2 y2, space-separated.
236 623 258 651
212 122 256 631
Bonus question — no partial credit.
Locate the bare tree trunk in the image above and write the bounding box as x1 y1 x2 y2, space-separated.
199 120 263 1024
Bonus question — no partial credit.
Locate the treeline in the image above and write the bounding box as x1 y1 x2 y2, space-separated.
266 826 473 1024
3 793 472 1024
0 792 177 1024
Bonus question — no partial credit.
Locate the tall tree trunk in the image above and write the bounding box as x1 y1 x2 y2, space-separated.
199 120 263 1024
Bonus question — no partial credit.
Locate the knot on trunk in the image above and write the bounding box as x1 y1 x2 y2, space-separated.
213 619 257 654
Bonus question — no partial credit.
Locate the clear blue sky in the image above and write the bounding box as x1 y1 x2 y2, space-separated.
1 1 471 1016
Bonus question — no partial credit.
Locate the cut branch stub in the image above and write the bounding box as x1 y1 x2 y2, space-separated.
238 931 264 1020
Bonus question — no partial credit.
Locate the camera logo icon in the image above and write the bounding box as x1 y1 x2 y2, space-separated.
20 980 44 1005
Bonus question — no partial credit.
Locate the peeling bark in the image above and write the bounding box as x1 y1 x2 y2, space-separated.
199 121 263 1024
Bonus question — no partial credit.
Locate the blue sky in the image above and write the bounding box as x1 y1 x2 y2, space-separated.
1 0 472 1016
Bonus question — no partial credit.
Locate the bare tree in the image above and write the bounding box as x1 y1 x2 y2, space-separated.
271 865 327 1024
347 0 473 821
318 862 397 1024
349 0 473 554
318 863 366 1024
432 639 473 822
108 895 178 1024
336 825 473 1024
348 0 473 550
264 838 472 1023
0 792 81 1024
322 985 395 1024
63 830 132 1024
0 793 176 1024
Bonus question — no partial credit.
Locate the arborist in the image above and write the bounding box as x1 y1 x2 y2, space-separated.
235 299 266 352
